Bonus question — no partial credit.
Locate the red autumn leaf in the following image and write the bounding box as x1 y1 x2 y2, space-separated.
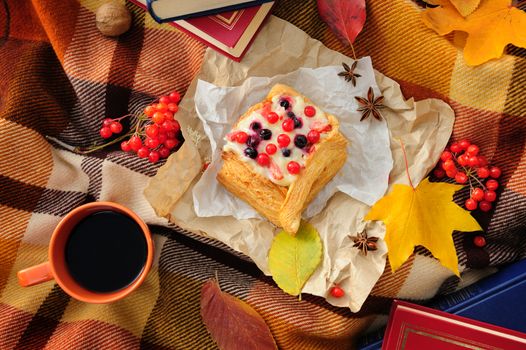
317 0 367 45
200 279 277 350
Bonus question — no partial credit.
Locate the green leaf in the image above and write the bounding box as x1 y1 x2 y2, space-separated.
268 221 323 296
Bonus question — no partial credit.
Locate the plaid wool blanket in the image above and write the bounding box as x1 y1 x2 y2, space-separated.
1 0 525 349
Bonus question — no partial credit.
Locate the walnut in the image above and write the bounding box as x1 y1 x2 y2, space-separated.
96 2 132 37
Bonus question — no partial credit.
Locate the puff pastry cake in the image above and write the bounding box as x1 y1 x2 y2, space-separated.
217 84 348 234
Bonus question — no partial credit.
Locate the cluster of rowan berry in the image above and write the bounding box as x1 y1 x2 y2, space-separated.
433 139 501 212
93 91 182 163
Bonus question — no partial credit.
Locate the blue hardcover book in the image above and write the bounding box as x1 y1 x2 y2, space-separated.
146 0 274 23
358 259 526 350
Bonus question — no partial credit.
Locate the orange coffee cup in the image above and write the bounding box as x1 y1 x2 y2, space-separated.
17 202 154 303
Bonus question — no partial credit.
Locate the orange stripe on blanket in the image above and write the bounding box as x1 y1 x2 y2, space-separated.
352 1 457 97
44 319 140 350
62 6 118 85
3 0 48 43
0 120 52 186
30 0 80 64
504 56 526 117
370 254 415 298
0 303 34 349
0 207 31 295
133 27 206 96
247 281 375 349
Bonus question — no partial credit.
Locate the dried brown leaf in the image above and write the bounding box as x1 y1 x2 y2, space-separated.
200 279 277 350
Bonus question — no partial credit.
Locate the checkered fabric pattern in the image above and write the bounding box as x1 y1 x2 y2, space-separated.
0 0 524 349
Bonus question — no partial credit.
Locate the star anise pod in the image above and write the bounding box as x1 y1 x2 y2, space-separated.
349 230 379 256
355 87 385 122
338 61 361 87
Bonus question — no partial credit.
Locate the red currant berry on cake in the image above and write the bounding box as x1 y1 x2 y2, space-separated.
465 198 478 211
277 134 291 148
459 139 471 150
479 200 492 212
282 119 294 132
477 167 490 178
473 236 486 247
304 105 316 117
287 161 300 174
256 153 270 167
267 112 279 124
489 166 501 179
307 130 320 144
466 144 479 156
440 151 453 162
484 190 497 202
329 286 345 298
471 188 484 201
450 142 462 153
265 143 277 155
100 126 112 139
235 131 248 144
486 179 499 191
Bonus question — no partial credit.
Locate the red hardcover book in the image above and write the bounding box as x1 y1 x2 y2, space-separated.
129 0 274 62
383 301 526 350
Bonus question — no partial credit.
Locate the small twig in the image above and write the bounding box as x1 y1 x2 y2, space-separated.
74 132 132 154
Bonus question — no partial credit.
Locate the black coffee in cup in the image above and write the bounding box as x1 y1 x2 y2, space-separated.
65 210 148 293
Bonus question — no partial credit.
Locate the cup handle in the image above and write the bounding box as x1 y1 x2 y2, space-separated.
17 262 54 287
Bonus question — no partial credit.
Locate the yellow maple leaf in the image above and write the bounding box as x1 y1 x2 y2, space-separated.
365 178 482 276
421 0 526 66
